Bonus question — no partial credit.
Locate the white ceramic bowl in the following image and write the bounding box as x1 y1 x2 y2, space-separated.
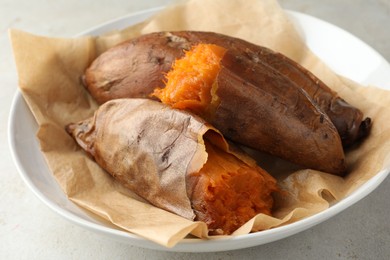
8 8 390 252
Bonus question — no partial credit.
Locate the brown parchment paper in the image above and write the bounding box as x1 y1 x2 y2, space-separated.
10 0 390 248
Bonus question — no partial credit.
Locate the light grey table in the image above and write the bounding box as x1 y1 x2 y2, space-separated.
1 0 389 259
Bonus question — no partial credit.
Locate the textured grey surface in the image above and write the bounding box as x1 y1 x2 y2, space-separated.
280 0 390 60
1 0 389 259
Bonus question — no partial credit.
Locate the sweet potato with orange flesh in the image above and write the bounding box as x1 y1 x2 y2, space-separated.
65 98 278 235
188 139 277 235
154 44 346 175
83 31 371 148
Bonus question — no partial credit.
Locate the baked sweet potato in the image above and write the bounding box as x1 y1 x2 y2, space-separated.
153 43 346 175
83 31 371 148
66 98 279 235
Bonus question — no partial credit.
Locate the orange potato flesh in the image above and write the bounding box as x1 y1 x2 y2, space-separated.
188 140 278 235
152 44 226 116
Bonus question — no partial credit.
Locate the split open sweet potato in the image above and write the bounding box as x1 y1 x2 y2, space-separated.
66 99 279 235
83 31 372 175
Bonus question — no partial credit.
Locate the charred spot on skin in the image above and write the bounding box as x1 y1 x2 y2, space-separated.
230 54 244 65
273 96 278 103
151 56 165 65
320 114 324 123
136 129 145 144
323 133 329 140
207 185 215 193
358 117 372 139
162 148 171 162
